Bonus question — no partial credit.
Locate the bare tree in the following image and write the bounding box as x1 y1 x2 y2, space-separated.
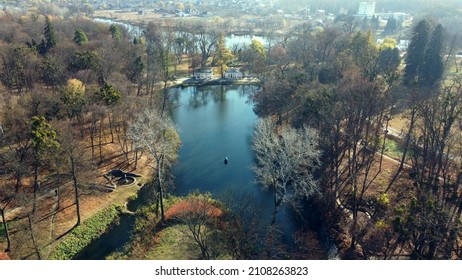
0 185 13 253
252 117 320 226
54 120 93 228
252 77 296 124
402 76 462 259
220 192 266 260
173 194 221 260
144 21 176 114
1 101 32 193
194 25 219 69
128 108 180 223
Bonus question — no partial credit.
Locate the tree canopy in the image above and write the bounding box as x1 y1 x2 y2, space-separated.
73 29 88 46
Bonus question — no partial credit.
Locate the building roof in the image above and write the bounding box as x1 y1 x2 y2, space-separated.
225 68 241 73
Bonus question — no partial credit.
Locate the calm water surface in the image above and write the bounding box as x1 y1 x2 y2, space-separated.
170 85 296 241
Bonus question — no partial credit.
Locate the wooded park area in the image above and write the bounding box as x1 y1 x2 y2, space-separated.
1 4 462 259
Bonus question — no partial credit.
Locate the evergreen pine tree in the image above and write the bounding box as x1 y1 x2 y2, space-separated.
420 24 444 87
403 19 431 86
73 29 88 46
109 24 122 42
384 17 398 35
377 47 401 81
127 56 145 83
371 15 380 30
38 39 48 55
362 16 371 31
44 16 57 51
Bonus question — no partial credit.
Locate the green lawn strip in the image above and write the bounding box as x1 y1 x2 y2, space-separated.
384 138 404 159
49 205 121 260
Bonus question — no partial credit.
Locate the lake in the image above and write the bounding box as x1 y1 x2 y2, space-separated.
170 85 296 242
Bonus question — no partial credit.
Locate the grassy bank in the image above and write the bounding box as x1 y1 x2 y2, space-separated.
0 223 5 239
384 138 404 159
106 194 225 260
143 225 201 260
49 205 121 260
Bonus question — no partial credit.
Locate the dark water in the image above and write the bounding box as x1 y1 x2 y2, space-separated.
170 85 297 242
170 85 258 195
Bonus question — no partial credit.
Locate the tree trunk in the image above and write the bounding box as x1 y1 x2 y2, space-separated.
28 215 41 260
14 172 22 193
98 120 103 163
157 157 165 223
77 115 85 139
1 203 11 253
134 149 139 170
350 181 358 249
14 148 27 193
386 107 417 193
71 156 81 226
90 123 95 162
378 114 391 173
56 171 61 210
198 240 210 260
137 81 143 96
108 113 114 143
271 186 280 226
271 206 278 226
32 151 39 214
160 81 168 117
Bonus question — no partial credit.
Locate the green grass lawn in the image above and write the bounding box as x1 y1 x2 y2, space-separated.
144 225 201 260
384 138 404 159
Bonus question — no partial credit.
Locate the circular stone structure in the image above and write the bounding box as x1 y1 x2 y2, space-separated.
117 176 135 185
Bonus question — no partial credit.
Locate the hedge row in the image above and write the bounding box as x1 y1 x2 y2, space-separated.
49 205 121 260
0 223 5 239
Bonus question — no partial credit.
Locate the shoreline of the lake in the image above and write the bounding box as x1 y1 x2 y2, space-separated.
171 77 262 88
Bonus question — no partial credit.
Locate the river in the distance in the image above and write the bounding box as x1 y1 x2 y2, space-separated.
93 17 269 48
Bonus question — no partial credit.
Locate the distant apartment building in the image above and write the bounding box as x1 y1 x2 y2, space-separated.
357 1 376 17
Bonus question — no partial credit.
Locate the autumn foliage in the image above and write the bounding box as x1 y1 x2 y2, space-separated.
165 197 223 221
0 252 10 260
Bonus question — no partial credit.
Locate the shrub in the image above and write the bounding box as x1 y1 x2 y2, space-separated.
377 193 390 206
98 83 121 105
375 220 388 229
